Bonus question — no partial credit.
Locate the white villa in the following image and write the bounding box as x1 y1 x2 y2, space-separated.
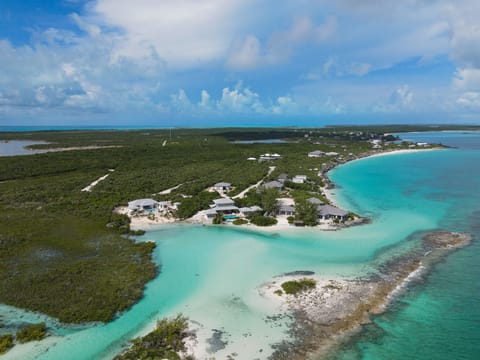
259 153 282 161
128 198 159 212
308 150 325 158
292 175 307 184
127 199 173 213
213 182 232 194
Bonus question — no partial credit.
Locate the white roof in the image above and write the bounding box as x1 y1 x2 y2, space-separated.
214 182 231 187
263 181 283 189
128 198 158 209
307 197 324 205
239 206 262 213
213 198 235 206
319 204 348 216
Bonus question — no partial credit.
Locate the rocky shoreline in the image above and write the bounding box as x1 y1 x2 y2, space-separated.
264 231 472 360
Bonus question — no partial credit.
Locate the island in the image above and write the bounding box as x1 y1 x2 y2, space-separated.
0 125 477 357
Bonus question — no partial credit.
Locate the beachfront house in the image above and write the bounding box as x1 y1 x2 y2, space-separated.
308 150 325 158
239 206 263 217
210 198 239 215
157 201 172 211
262 180 284 191
278 204 296 216
128 198 159 212
213 182 232 194
318 204 348 221
292 175 307 184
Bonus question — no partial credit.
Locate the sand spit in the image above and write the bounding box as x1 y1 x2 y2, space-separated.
26 145 123 153
262 231 472 360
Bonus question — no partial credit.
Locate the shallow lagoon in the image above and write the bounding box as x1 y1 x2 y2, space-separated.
0 140 49 156
3 132 480 359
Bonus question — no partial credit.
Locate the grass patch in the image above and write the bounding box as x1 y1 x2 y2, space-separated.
281 278 316 295
233 218 248 225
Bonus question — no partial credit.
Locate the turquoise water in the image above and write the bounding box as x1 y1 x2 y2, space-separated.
331 133 480 360
2 132 479 359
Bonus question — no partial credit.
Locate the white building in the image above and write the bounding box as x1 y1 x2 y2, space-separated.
292 175 307 184
308 150 325 158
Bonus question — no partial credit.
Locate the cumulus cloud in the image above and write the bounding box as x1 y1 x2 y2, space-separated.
373 85 414 113
227 16 337 70
91 0 250 67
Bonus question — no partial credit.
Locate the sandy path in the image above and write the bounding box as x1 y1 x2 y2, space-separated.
233 166 276 199
81 169 114 192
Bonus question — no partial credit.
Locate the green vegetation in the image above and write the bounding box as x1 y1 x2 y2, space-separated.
281 278 317 295
212 213 224 225
0 334 14 355
274 289 283 296
0 126 444 323
233 218 248 225
250 215 278 226
295 200 319 226
15 322 47 343
115 314 192 360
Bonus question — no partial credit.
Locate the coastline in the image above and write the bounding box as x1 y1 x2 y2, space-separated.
322 147 444 208
128 147 442 234
261 231 472 359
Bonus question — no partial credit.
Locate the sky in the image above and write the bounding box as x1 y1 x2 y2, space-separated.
0 0 479 127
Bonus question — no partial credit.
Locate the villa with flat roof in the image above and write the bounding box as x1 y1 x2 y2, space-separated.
213 182 232 194
128 199 159 211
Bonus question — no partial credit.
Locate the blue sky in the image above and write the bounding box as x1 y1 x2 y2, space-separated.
1 0 479 126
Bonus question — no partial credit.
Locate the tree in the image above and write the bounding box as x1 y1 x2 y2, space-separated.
260 189 279 216
295 200 319 226
212 213 224 224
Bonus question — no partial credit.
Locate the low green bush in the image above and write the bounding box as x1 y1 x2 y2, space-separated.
0 334 14 355
233 218 248 225
16 323 47 343
115 314 191 360
281 278 316 295
250 215 277 226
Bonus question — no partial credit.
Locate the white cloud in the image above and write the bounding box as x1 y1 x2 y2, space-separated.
271 95 297 114
227 36 261 70
227 16 337 70
91 0 250 67
373 85 414 113
170 89 193 111
456 92 480 109
198 90 212 109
